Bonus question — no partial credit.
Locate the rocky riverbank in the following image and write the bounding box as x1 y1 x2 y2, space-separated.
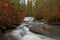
0 17 59 40
30 22 60 39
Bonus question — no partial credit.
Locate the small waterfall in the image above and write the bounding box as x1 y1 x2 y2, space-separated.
5 22 41 40
5 17 57 40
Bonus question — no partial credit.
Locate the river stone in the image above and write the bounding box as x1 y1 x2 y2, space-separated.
30 23 60 38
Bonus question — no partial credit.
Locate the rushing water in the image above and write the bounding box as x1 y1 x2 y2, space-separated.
5 23 40 40
4 22 57 40
4 17 58 40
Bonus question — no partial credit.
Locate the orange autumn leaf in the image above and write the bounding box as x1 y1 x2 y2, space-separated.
12 16 15 18
4 3 9 8
17 11 20 14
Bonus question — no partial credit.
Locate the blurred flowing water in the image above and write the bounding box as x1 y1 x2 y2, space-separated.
1 17 58 40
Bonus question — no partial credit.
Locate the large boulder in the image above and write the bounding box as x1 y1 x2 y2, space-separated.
30 22 60 38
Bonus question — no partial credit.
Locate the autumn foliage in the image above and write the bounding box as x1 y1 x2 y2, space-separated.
33 0 60 24
43 0 60 24
0 0 24 32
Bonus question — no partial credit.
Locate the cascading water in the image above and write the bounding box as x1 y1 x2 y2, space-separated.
5 23 41 40
5 17 57 40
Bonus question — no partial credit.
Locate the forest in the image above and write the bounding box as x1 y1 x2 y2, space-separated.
0 0 60 40
11 0 60 24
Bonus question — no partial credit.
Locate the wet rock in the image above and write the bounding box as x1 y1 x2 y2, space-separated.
30 22 60 38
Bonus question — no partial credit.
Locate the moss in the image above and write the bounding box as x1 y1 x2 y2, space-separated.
37 19 47 22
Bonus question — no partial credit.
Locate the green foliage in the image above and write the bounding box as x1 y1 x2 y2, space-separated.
9 0 20 10
39 0 60 24
9 0 60 24
37 19 46 22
